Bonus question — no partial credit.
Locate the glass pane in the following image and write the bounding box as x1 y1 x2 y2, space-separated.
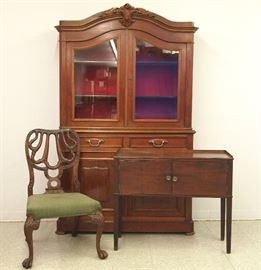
135 40 179 119
74 39 118 119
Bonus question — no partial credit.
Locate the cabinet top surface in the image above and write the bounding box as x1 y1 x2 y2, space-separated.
114 148 233 160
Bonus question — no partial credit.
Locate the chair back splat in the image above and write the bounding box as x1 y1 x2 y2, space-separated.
25 129 80 195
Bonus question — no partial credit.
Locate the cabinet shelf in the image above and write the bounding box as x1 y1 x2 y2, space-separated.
76 95 117 98
136 61 177 66
136 96 177 99
74 60 117 67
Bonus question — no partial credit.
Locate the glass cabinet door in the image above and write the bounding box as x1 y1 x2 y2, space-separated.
73 39 118 119
135 39 179 120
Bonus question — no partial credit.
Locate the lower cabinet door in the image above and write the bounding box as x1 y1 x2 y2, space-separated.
119 159 172 195
57 158 115 233
79 159 115 208
173 160 229 197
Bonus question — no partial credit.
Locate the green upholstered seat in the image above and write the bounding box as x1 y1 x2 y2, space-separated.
27 193 101 219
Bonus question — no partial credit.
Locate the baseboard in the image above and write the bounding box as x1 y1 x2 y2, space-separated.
1 210 260 222
193 210 261 220
1 211 25 221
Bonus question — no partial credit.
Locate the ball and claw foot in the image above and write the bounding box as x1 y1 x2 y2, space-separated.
98 250 108 259
22 258 32 269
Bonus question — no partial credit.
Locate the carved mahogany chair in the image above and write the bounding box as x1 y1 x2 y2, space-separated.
22 128 108 269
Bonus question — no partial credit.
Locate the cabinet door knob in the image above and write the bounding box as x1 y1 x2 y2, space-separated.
165 175 172 181
148 139 168 148
86 138 104 147
172 176 178 182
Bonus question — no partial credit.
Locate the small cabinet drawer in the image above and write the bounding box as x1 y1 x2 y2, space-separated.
80 137 123 148
129 136 190 149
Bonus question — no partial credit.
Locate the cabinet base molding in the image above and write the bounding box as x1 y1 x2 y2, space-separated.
56 216 194 234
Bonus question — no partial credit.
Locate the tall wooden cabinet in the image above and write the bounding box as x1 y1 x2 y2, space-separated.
55 3 198 233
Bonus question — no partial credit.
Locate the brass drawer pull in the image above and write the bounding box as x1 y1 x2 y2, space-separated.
148 139 168 148
86 138 104 147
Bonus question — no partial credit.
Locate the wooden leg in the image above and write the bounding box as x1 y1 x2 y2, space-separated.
226 197 232 254
22 216 40 269
72 216 80 237
114 194 120 250
90 209 108 259
118 196 122 238
221 198 225 241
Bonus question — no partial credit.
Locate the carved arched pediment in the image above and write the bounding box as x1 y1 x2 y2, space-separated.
56 3 197 33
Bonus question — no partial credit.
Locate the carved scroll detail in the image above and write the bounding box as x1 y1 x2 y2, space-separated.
102 3 154 27
25 129 80 194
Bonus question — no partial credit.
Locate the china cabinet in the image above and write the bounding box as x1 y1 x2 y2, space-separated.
55 3 198 233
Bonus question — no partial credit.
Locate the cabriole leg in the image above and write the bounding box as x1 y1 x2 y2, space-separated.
22 216 40 269
90 209 108 259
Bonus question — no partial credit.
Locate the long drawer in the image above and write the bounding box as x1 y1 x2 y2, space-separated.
129 135 192 149
79 136 123 149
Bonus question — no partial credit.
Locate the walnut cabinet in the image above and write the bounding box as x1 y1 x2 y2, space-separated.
55 3 198 233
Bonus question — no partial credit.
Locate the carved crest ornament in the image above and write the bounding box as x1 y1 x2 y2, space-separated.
102 3 154 27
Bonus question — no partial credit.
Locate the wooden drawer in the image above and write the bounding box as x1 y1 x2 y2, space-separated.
129 136 190 149
80 136 123 148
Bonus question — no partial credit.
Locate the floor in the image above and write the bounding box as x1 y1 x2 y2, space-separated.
0 220 260 270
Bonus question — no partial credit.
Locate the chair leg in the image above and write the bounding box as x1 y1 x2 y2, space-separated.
90 209 108 259
72 216 80 237
22 216 40 269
